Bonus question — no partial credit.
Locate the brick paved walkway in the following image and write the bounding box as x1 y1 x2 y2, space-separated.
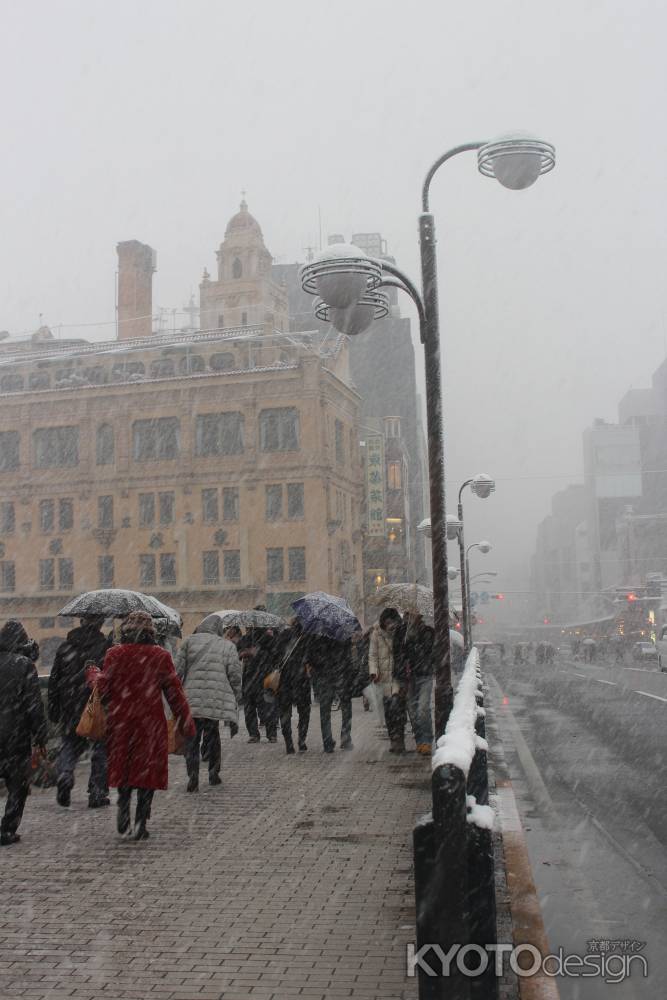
0 705 431 1000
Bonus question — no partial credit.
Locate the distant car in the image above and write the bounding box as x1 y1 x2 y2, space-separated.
632 641 658 663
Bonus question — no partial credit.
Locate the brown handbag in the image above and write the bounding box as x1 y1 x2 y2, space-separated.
167 717 186 755
75 687 107 742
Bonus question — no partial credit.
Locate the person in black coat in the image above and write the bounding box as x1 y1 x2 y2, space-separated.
48 615 111 809
0 620 48 846
307 634 354 753
240 628 278 743
394 612 435 755
275 622 311 754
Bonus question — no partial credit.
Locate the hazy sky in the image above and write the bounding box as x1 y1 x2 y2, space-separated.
2 0 666 622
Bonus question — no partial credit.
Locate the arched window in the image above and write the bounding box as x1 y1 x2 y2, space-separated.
150 359 175 378
179 354 206 375
96 424 115 466
0 373 24 392
112 361 145 380
83 366 106 385
232 257 243 279
210 353 236 372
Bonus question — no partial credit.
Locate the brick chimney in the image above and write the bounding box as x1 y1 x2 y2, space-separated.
116 240 156 340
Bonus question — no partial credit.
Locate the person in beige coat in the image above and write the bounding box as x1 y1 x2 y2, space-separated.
368 607 405 751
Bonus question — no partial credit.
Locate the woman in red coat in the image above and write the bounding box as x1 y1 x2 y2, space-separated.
93 612 195 840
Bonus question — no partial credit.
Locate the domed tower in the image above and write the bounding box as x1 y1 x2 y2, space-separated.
199 199 288 333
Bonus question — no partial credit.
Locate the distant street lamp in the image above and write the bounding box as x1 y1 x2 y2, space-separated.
466 541 492 647
301 132 555 735
457 474 496 653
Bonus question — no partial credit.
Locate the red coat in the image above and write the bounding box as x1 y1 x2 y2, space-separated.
98 643 195 790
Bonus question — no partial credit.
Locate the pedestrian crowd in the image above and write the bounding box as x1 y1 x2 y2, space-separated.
0 603 444 845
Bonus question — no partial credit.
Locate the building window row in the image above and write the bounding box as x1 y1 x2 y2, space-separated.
0 352 249 395
265 482 304 521
0 408 301 472
1 545 307 592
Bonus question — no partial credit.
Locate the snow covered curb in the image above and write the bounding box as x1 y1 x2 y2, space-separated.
432 647 484 777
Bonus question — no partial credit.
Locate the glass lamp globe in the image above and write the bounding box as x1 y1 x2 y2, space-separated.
314 243 368 309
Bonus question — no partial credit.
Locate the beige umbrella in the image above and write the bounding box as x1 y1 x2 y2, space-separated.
367 583 434 620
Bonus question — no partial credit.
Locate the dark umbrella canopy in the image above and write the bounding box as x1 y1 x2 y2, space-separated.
291 591 360 641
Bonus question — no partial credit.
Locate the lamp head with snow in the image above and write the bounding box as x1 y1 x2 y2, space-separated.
446 515 463 540
477 133 555 191
477 540 492 555
417 517 432 538
448 567 460 581
471 473 496 499
300 243 383 311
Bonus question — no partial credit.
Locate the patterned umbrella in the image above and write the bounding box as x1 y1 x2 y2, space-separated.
291 591 360 641
197 609 287 632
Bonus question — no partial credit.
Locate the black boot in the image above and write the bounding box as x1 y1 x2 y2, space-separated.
117 791 131 835
56 781 71 808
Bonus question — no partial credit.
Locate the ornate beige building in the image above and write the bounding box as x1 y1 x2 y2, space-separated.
0 204 363 665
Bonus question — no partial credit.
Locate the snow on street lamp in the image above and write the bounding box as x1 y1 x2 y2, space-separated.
477 133 555 191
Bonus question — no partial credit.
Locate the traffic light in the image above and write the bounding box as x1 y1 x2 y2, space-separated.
543 617 551 625
491 593 505 600
627 593 637 602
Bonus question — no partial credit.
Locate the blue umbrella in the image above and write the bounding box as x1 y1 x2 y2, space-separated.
292 591 360 641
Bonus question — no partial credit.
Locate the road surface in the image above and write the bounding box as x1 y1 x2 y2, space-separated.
489 653 667 999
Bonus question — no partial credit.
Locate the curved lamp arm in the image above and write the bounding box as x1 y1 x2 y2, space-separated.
422 142 485 213
458 479 474 506
373 259 427 344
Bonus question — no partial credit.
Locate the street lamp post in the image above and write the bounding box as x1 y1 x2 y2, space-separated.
301 132 555 734
457 473 496 653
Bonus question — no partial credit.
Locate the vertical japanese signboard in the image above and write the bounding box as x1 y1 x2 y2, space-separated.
366 435 386 537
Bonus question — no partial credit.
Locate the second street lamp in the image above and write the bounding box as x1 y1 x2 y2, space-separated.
466 541 492 647
302 244 458 733
457 473 496 653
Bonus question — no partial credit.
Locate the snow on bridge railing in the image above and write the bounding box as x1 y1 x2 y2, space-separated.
412 646 497 998
432 647 489 781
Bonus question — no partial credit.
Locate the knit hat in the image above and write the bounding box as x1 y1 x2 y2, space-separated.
120 611 156 645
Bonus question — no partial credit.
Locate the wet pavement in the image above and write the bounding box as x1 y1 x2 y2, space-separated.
0 706 431 1000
